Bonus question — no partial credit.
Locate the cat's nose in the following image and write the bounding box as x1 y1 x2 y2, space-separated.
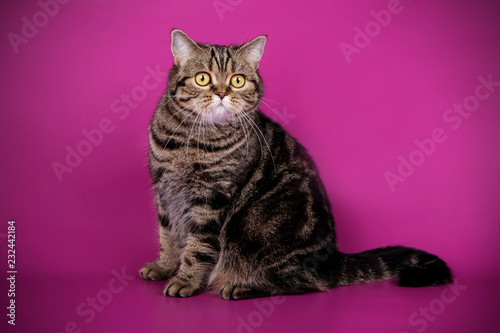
216 92 226 100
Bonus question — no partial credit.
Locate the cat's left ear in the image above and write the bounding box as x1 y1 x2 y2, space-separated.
238 35 267 67
171 29 201 66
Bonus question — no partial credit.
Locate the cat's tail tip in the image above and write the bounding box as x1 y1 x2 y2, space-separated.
397 256 453 287
337 246 453 288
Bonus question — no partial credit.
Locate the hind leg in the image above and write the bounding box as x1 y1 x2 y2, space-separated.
220 284 282 300
217 268 321 300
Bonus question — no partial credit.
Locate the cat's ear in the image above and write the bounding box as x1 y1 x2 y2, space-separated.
239 35 267 67
171 29 200 66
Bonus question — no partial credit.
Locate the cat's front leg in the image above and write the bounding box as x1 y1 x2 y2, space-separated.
164 219 221 297
140 226 178 281
140 194 178 281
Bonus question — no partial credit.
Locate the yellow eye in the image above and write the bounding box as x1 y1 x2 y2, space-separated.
231 74 245 88
195 72 211 86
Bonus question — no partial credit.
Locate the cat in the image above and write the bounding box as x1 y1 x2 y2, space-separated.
140 29 452 300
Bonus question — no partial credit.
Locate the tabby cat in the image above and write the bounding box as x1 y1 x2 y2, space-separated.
140 29 452 300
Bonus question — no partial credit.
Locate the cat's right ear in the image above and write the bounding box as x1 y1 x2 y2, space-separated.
171 29 200 66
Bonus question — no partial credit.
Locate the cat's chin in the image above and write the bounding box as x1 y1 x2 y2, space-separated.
205 104 234 124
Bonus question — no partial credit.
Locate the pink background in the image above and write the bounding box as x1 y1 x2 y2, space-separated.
1 0 499 332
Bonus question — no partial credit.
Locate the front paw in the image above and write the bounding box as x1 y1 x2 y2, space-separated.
140 262 175 281
164 277 202 297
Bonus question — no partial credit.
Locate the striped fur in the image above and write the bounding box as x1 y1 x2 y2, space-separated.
140 30 452 300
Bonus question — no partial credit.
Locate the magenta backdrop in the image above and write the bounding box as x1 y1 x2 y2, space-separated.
1 0 499 332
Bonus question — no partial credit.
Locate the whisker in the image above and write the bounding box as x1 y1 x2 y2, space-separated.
240 111 264 163
238 31 252 47
162 101 197 129
186 110 202 158
229 112 246 154
235 113 250 158
233 106 276 171
164 108 198 149
159 94 178 109
259 99 285 122
197 110 203 159
202 110 209 153
260 97 282 104
241 111 276 171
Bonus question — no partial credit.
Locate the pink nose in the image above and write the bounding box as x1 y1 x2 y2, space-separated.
216 92 226 100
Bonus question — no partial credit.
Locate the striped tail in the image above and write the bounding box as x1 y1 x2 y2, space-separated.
336 246 452 287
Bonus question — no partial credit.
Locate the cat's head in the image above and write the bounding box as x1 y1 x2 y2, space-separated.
166 29 266 125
